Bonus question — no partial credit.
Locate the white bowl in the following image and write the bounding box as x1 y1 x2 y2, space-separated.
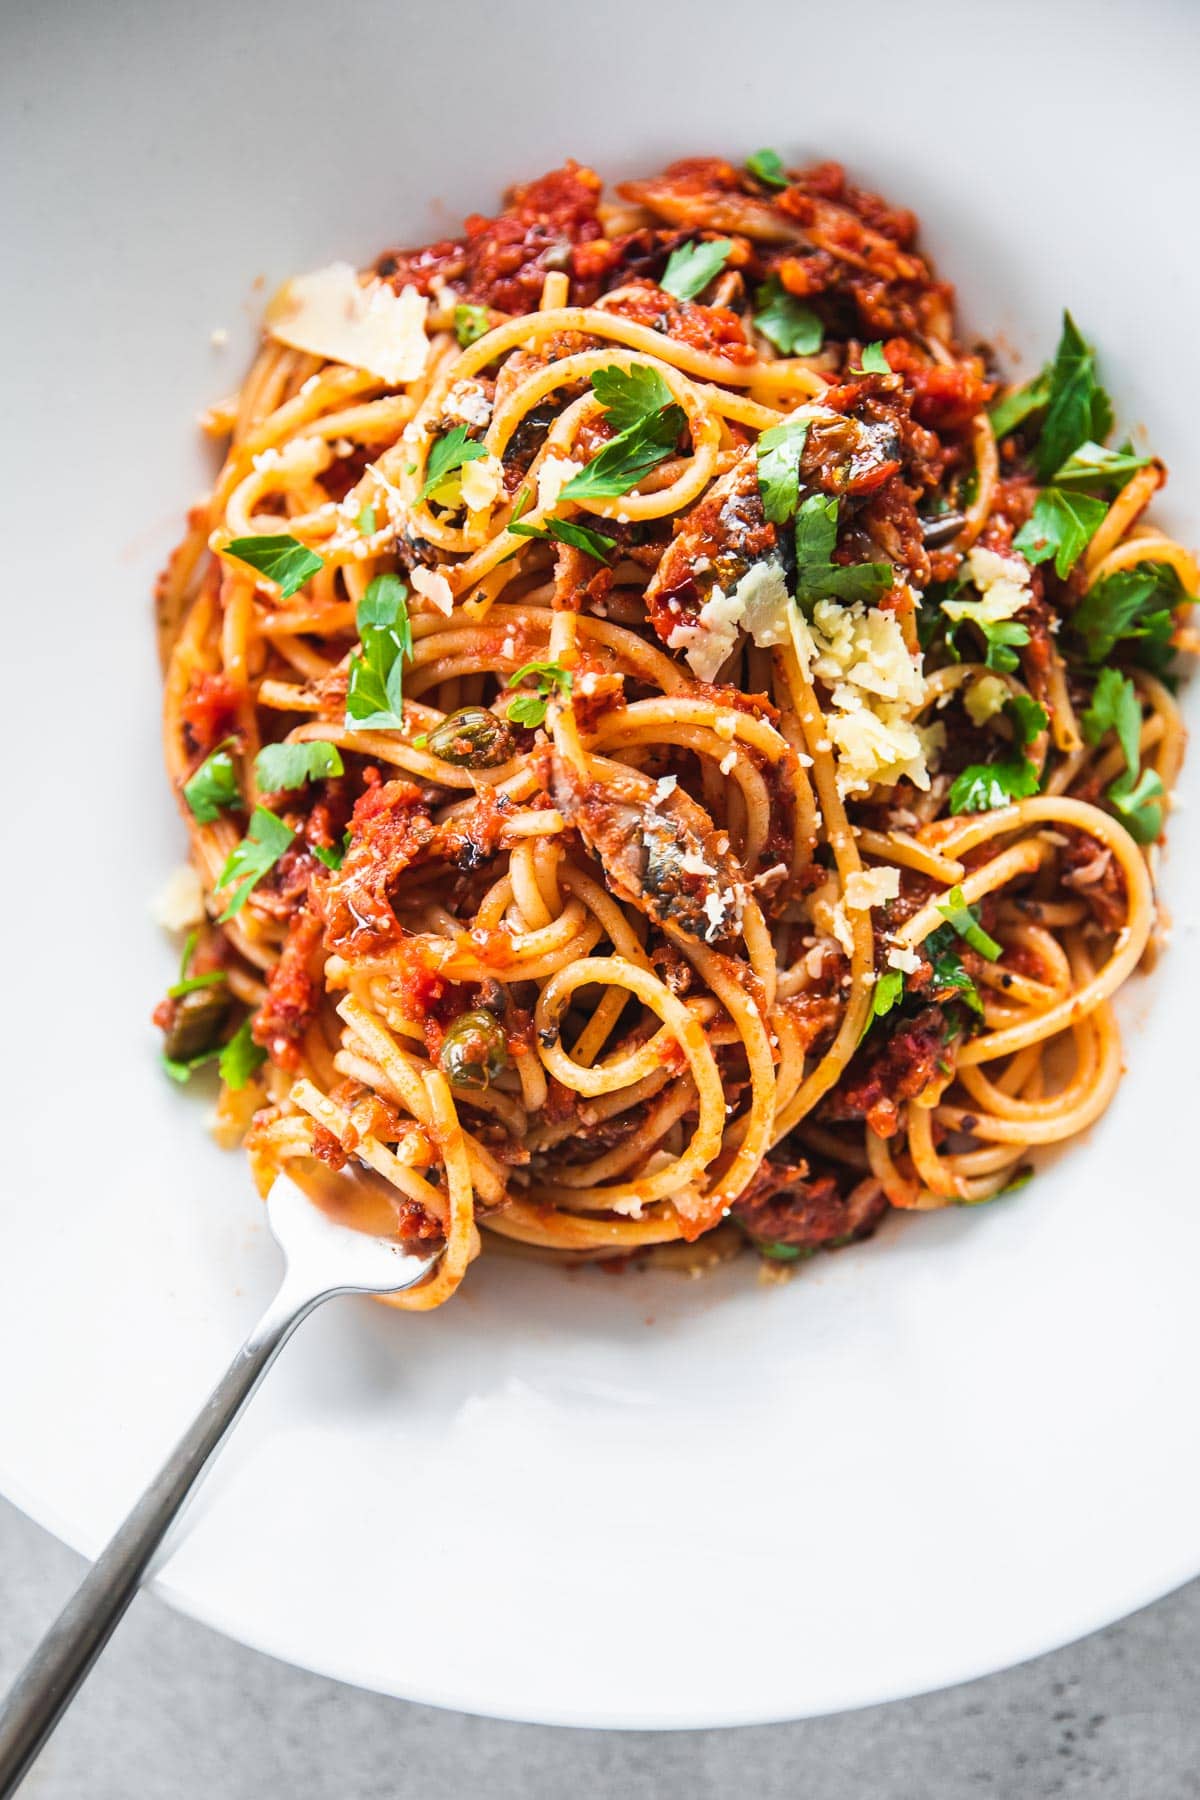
3 0 1199 1730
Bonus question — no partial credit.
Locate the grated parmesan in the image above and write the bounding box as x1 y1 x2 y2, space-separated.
411 565 454 615
265 264 430 385
536 454 584 511
844 866 901 911
791 599 930 796
151 865 206 931
460 454 503 512
887 943 922 974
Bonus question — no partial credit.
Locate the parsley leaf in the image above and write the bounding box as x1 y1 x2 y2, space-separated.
1014 487 1107 578
162 1045 221 1084
590 364 675 434
559 404 685 503
949 758 1039 815
1081 667 1142 772
754 278 823 356
216 806 295 921
1006 694 1049 747
756 415 810 524
1108 766 1165 844
983 620 1031 673
924 923 984 1016
660 238 734 303
345 574 411 730
505 660 573 729
989 370 1052 441
255 740 345 793
936 885 1002 960
508 514 616 562
859 968 904 1040
421 425 488 502
793 494 894 608
184 742 240 824
745 148 789 189
1052 440 1150 495
1070 560 1184 669
218 1016 266 1090
1034 313 1114 482
454 303 491 347
354 505 377 536
225 534 324 599
856 342 891 375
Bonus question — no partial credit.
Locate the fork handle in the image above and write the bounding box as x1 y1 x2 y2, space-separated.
0 1279 318 1797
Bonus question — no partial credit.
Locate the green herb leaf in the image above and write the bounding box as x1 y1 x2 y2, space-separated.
509 514 616 562
936 884 1002 961
454 303 492 347
856 342 891 374
218 1016 267 1090
793 494 894 609
752 278 823 356
745 148 789 189
924 923 984 1016
1071 560 1184 669
1107 766 1165 844
1033 313 1114 483
216 806 295 921
590 363 675 434
162 1045 221 1084
1081 667 1143 774
1005 694 1049 747
989 370 1052 441
354 505 377 535
859 967 904 1040
948 758 1040 814
1052 439 1150 494
756 415 810 524
1014 487 1107 578
167 969 227 1000
183 743 241 824
255 740 345 794
558 404 685 503
225 534 324 598
345 573 412 730
660 238 734 303
421 425 488 502
505 660 573 729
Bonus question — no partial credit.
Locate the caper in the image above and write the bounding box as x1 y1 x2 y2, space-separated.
163 984 231 1061
425 706 515 769
438 1009 509 1090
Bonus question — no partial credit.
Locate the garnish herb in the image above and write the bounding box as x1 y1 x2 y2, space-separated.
505 660 574 729
1108 767 1165 844
1014 487 1107 578
255 740 344 794
942 593 1031 673
421 425 488 503
454 303 491 347
354 505 377 535
345 573 412 730
218 1017 267 1090
589 363 675 433
924 925 985 1016
856 342 891 374
509 513 616 562
1006 694 1049 746
948 758 1039 815
793 494 894 608
1052 440 1150 494
859 968 904 1040
559 399 685 504
183 742 240 823
660 237 734 303
753 278 823 356
224 534 324 598
936 885 1002 961
216 806 295 921
756 416 810 524
988 370 1051 442
1033 312 1114 482
1070 560 1183 670
745 148 789 189
167 969 226 1000
1082 667 1163 844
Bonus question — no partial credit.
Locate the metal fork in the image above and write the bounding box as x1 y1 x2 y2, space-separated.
0 1177 440 1796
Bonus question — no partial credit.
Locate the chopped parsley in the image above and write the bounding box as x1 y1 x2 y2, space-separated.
183 742 240 824
1033 313 1114 482
218 1017 267 1090
1006 694 1049 746
753 279 823 356
255 740 345 793
936 885 1002 961
756 415 810 524
224 534 324 599
924 924 985 1017
454 303 492 347
216 806 295 921
745 148 789 189
793 494 894 608
660 237 734 303
509 513 616 562
859 968 904 1040
1108 767 1165 844
558 391 685 504
1070 560 1183 670
943 593 1031 673
948 758 1039 815
1014 487 1107 578
1082 667 1163 844
505 660 573 729
1052 440 1150 494
589 363 675 433
988 369 1052 442
854 342 891 375
354 505 377 535
420 425 488 503
345 574 412 731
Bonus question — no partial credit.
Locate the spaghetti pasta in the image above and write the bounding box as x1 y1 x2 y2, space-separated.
154 154 1193 1305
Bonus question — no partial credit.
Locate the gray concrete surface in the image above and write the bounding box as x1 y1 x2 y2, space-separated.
2 1498 1199 1797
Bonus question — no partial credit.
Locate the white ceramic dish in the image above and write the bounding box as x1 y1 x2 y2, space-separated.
3 0 1199 1731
